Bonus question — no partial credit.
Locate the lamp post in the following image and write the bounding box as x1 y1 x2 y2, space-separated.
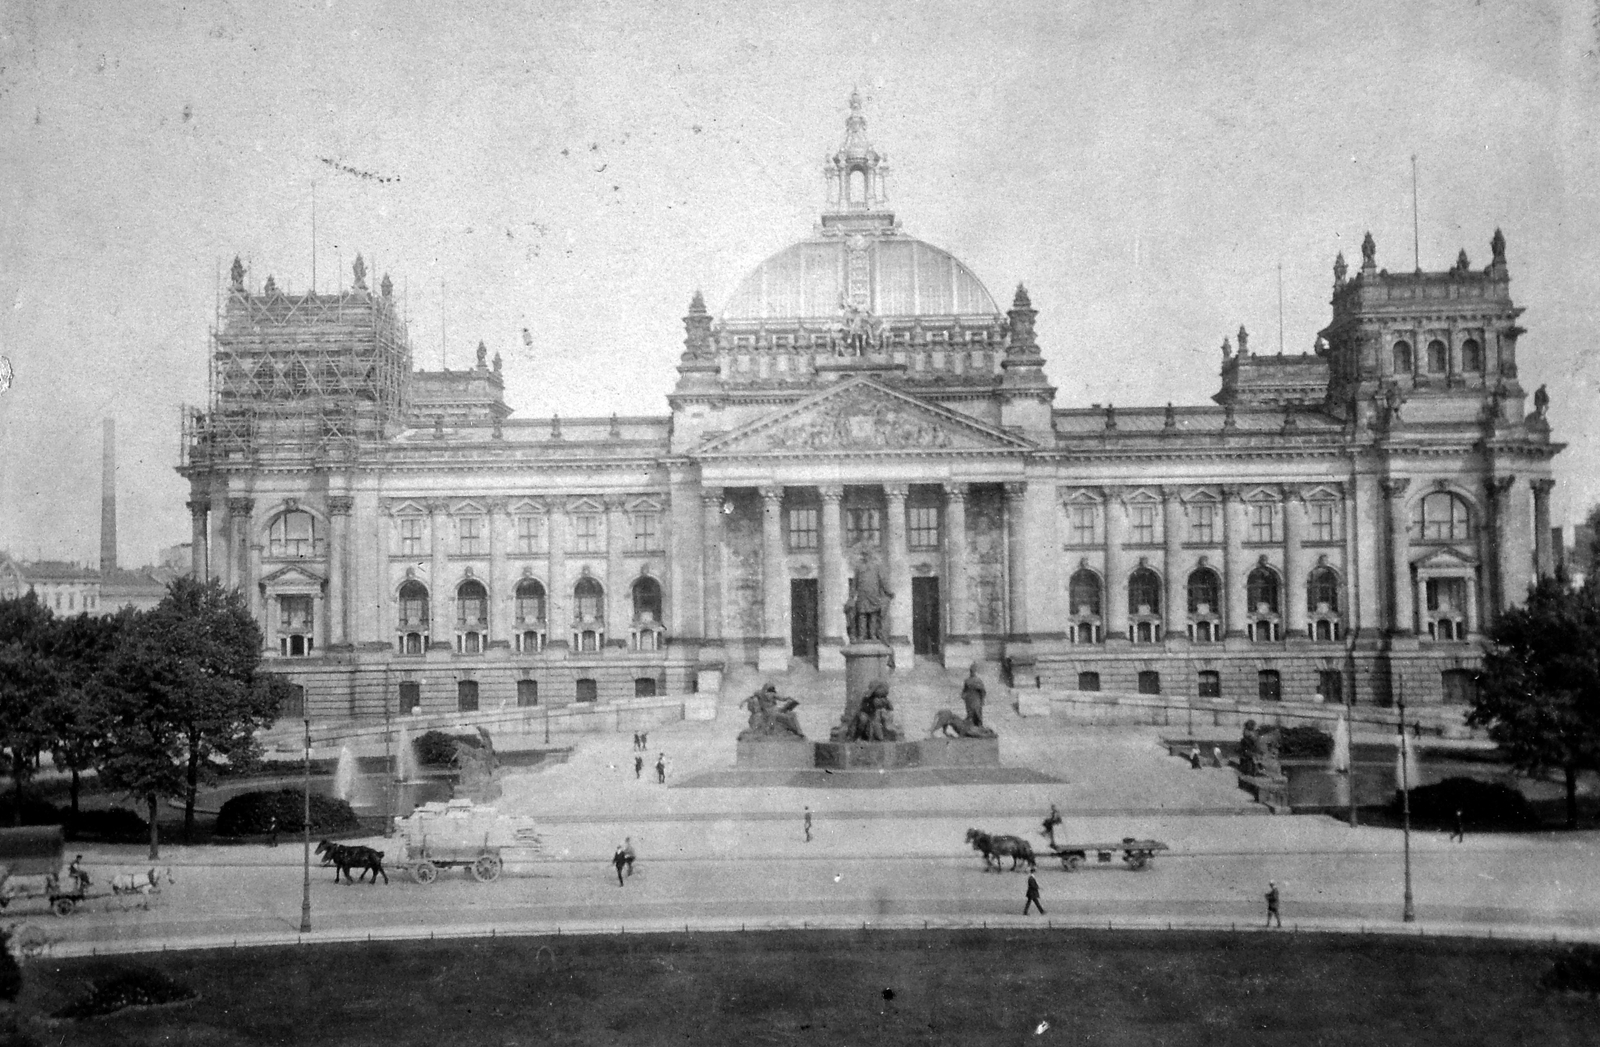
383 690 394 837
300 716 312 934
1397 691 1415 924
1346 699 1359 829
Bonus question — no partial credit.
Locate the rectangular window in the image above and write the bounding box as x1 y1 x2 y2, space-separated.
1197 670 1221 699
572 513 601 553
1189 503 1217 544
282 684 306 718
908 506 941 549
632 513 662 553
1077 671 1101 692
634 677 658 698
398 517 424 556
575 678 598 703
788 508 819 550
1069 504 1100 545
1309 500 1338 543
1248 503 1279 543
458 516 484 556
457 680 479 712
1137 670 1162 695
517 679 539 707
846 508 881 546
1130 504 1158 545
514 515 545 555
1318 670 1343 703
279 595 314 632
399 681 421 715
1258 670 1282 702
1426 577 1467 613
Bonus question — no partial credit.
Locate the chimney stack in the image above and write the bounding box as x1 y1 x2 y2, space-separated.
100 418 117 574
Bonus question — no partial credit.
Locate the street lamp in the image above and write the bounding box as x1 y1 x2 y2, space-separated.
300 716 312 934
1397 691 1415 924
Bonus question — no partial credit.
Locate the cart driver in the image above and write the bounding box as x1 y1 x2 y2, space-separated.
68 854 90 891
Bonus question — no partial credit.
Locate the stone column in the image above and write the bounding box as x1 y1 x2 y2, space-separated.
941 483 973 668
1382 478 1413 634
1483 476 1514 624
1284 487 1308 641
818 485 846 670
487 499 509 648
667 470 703 647
546 506 568 655
1161 487 1185 640
247 543 265 645
187 499 210 582
1004 482 1031 640
428 501 451 649
700 490 723 645
605 497 629 649
1222 485 1247 638
327 496 353 647
758 485 789 672
1532 478 1555 578
1497 476 1535 610
1103 486 1128 642
228 498 254 598
883 483 913 665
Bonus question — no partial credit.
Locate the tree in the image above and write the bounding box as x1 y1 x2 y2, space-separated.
1468 573 1600 828
98 578 278 855
0 593 59 826
43 609 129 819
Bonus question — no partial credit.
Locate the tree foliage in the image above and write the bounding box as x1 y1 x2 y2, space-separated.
0 592 60 825
1468 573 1600 828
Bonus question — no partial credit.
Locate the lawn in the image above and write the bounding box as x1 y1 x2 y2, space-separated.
8 929 1599 1046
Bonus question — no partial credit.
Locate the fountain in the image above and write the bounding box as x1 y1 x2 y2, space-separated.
334 744 375 807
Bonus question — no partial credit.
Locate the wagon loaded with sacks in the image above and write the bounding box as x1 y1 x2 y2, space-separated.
392 799 542 885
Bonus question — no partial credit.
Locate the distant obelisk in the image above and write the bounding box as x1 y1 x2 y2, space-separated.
100 418 117 573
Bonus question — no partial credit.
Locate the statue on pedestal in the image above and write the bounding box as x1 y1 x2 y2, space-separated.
831 679 901 742
845 550 893 643
738 683 806 742
930 663 997 739
1238 720 1284 780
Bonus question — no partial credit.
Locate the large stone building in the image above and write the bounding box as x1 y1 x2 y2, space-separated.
177 95 1561 722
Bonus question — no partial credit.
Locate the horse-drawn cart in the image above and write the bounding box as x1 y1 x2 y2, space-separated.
0 826 84 916
392 799 541 885
1049 838 1168 872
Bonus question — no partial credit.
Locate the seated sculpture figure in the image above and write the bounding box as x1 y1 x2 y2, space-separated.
738 683 806 742
831 680 901 743
1238 720 1285 780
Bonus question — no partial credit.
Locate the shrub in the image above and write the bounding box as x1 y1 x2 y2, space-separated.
415 730 480 767
1276 725 1334 759
51 967 196 1019
1390 776 1541 829
65 806 149 843
0 794 63 827
0 928 21 1002
215 789 361 837
1543 945 1600 995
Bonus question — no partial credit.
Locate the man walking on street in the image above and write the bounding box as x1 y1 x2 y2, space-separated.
656 753 666 784
634 754 643 780
1450 809 1465 842
1024 872 1045 915
612 847 627 887
623 837 636 877
1265 881 1282 928
804 806 812 843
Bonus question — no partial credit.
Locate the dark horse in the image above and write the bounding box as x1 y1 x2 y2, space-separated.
315 840 389 885
965 828 1036 872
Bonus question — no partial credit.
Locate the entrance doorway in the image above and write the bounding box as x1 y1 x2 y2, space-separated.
912 576 941 656
790 578 818 662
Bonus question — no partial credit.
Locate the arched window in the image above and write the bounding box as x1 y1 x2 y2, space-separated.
456 580 487 628
1068 570 1101 618
1414 492 1472 542
1128 568 1161 616
1461 339 1483 372
1307 567 1340 613
1247 566 1280 614
515 579 546 623
1426 339 1448 373
268 511 319 558
1392 340 1413 374
574 577 604 622
1186 568 1220 615
398 581 429 627
632 577 663 623
848 167 867 204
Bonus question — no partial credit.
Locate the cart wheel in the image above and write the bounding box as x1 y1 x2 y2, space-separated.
471 855 502 883
413 862 438 885
51 897 75 917
1128 852 1150 871
1062 854 1085 873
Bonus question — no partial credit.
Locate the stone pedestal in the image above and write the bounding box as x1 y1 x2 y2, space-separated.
843 641 893 711
810 737 1000 770
736 740 814 768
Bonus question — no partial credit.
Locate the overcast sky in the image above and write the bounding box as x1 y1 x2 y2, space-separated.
3 0 1597 567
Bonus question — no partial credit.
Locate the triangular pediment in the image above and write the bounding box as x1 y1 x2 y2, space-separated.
1412 546 1478 569
697 379 1034 456
260 563 325 587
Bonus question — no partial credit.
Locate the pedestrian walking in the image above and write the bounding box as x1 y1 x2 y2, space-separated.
613 847 628 887
1189 745 1202 769
634 755 643 780
1211 745 1224 769
641 731 648 750
1265 881 1282 928
623 837 636 877
268 815 279 848
632 731 640 751
804 806 812 843
1450 809 1465 843
1024 872 1045 915
656 753 666 784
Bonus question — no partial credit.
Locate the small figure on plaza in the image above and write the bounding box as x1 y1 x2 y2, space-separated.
844 550 893 643
739 682 806 742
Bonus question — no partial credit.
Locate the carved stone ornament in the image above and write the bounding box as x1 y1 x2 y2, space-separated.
327 496 354 516
758 386 959 451
283 497 300 512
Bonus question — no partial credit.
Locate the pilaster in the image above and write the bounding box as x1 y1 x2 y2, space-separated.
327 495 353 647
228 497 254 599
1160 487 1186 641
1283 487 1308 640
883 483 913 666
758 485 789 672
1222 486 1247 639
1531 478 1555 578
700 490 724 647
427 500 451 650
187 499 210 582
547 506 569 655
604 497 630 649
818 485 846 669
1382 478 1412 635
1103 486 1128 641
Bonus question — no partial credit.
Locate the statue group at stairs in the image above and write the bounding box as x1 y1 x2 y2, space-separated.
929 663 998 739
739 684 806 742
1238 720 1285 780
831 679 901 743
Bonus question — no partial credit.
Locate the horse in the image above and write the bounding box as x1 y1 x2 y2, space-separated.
965 828 1001 872
110 867 173 908
965 828 1034 872
316 840 389 885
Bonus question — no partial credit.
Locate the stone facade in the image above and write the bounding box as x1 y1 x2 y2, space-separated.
176 96 1561 722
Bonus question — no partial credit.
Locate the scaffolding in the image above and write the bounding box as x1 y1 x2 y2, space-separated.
183 279 413 466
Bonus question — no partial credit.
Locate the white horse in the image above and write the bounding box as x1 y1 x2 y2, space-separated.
110 867 174 908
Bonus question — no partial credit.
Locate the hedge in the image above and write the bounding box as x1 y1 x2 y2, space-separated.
1391 776 1541 829
215 789 361 837
51 967 196 1019
415 730 481 767
1276 725 1334 760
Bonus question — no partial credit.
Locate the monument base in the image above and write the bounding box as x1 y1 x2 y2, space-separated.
842 640 893 707
811 737 999 770
735 740 815 769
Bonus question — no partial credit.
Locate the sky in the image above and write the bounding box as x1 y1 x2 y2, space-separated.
2 0 1598 567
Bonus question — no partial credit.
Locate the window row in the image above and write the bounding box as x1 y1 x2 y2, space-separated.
392 577 664 656
261 508 666 560
1065 566 1344 645
1075 668 1345 703
1063 499 1342 547
785 506 943 551
1391 337 1484 375
392 675 663 714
